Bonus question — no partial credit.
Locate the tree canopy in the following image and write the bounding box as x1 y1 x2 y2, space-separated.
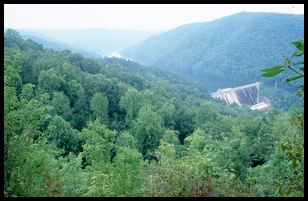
4 29 304 197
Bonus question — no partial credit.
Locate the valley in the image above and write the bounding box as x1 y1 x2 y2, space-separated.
4 5 304 197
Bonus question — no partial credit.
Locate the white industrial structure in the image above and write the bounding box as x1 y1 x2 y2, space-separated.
211 82 271 111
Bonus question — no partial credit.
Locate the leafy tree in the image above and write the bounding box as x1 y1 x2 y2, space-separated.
141 141 184 196
120 87 143 125
90 92 109 125
216 126 252 181
185 128 207 153
71 93 89 130
115 131 137 150
81 119 117 166
37 68 66 95
157 102 176 128
162 129 181 156
4 86 19 115
85 147 144 196
57 153 88 196
193 101 219 133
50 92 72 122
46 116 82 155
174 105 196 144
4 51 23 95
259 41 304 196
4 29 304 197
20 83 36 104
68 53 84 70
4 29 23 49
132 105 164 159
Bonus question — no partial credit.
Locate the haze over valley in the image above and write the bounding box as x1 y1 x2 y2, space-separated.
17 28 161 57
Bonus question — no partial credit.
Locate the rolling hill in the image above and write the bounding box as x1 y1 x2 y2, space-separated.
121 12 304 90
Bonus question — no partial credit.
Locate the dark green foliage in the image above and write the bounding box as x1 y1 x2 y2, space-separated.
122 12 303 110
261 87 303 111
71 94 89 130
122 13 303 86
174 105 196 144
46 116 82 155
50 92 72 122
261 40 304 96
4 50 23 95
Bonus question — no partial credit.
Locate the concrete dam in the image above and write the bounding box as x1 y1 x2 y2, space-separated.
211 82 271 111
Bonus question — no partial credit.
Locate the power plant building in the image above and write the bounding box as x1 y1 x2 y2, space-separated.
211 82 271 111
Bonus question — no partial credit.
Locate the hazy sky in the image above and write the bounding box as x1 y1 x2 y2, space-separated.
4 4 304 31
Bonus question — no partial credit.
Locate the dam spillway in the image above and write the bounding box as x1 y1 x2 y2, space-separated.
211 82 271 111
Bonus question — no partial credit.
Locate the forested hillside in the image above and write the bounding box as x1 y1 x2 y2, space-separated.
4 29 304 197
121 12 304 90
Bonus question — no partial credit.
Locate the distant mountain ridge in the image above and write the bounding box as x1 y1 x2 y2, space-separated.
17 28 161 57
19 32 101 58
121 12 304 88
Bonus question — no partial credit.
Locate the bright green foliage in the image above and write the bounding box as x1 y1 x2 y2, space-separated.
81 119 117 166
4 86 19 115
50 92 72 122
193 102 219 134
132 105 164 159
185 128 207 152
4 134 64 196
141 141 186 196
37 68 66 95
162 129 181 155
213 126 252 181
259 38 304 196
142 140 234 197
162 129 180 145
100 147 144 196
81 122 144 197
90 92 109 124
120 87 143 125
57 153 88 196
46 116 81 155
157 102 176 128
20 83 36 104
246 110 304 196
4 51 23 94
115 131 137 149
5 97 50 141
4 29 304 197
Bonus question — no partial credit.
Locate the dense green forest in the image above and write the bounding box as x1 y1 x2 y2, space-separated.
4 29 304 197
121 12 304 93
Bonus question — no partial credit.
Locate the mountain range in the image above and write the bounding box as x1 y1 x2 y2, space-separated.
121 12 304 91
17 28 161 57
